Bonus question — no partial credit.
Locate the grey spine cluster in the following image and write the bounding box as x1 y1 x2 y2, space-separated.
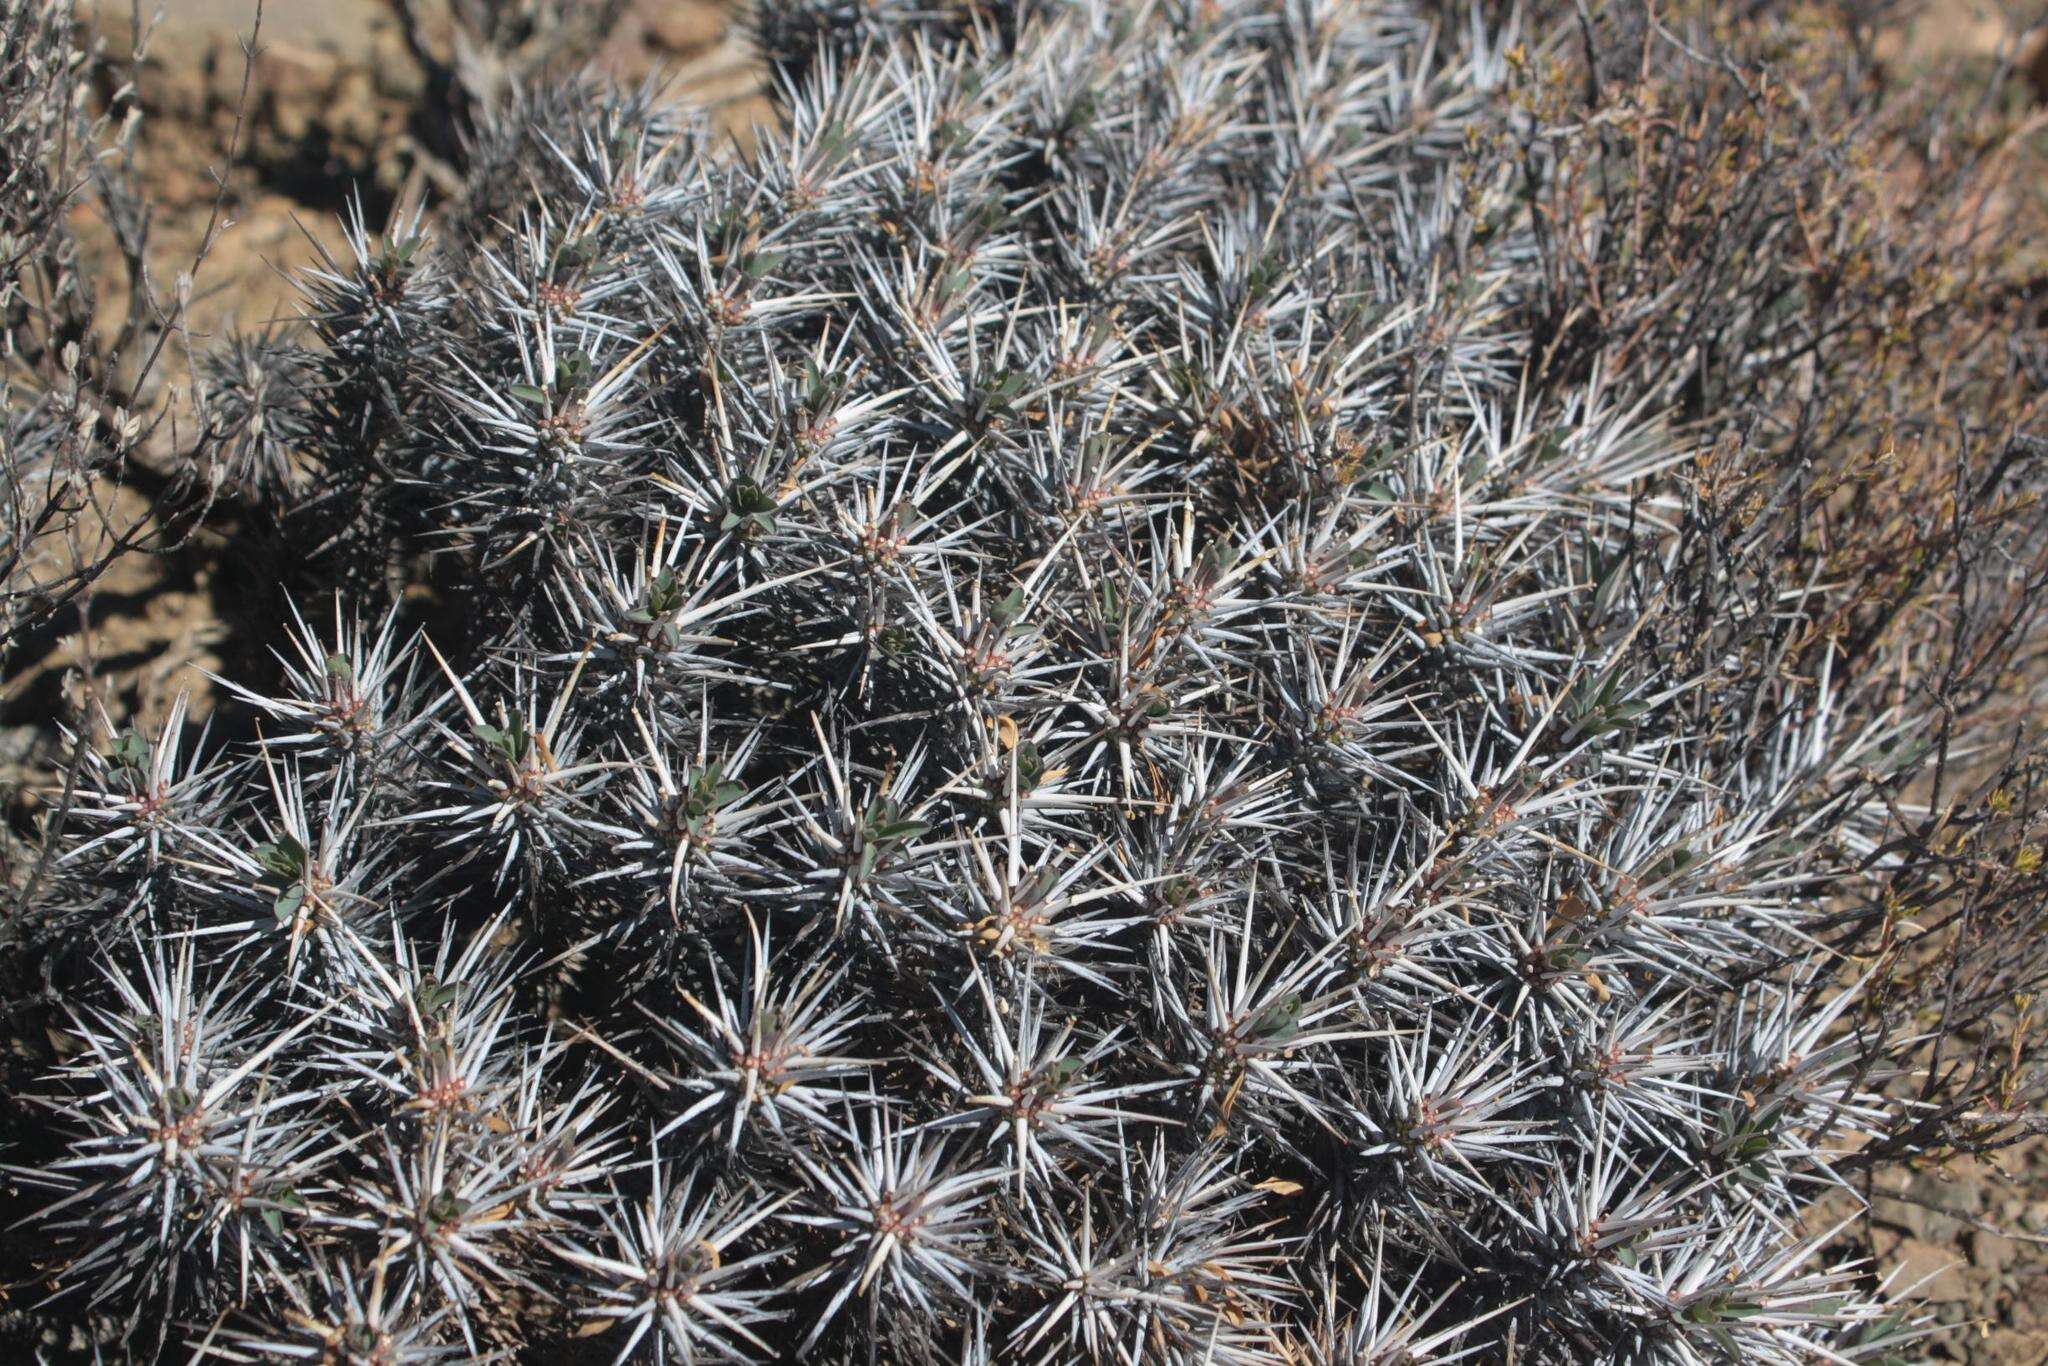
14 2 1996 1361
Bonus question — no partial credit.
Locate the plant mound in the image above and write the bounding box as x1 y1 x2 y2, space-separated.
7 1 2045 1362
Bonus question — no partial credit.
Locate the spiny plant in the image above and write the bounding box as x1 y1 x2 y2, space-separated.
3 0 2045 1361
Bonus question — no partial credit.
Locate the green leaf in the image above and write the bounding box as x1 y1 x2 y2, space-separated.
255 836 307 880
812 122 851 161
1014 741 1045 788
508 384 548 405
1251 995 1303 1041
273 883 306 925
1040 1057 1085 1089
1592 554 1630 619
723 478 779 534
108 732 150 770
473 717 528 762
645 568 683 617
802 362 846 412
257 1186 304 1235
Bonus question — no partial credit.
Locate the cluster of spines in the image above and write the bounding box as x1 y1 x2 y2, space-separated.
9 3 1961 1362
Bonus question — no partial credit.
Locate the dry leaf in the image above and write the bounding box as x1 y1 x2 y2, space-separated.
1583 968 1610 1003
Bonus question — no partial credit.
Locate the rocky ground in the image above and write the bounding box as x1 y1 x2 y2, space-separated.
14 1 2048 1360
1826 1147 2048 1360
72 0 767 354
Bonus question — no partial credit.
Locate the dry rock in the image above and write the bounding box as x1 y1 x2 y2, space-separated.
642 0 729 55
1891 1238 1971 1302
1972 1230 2019 1277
